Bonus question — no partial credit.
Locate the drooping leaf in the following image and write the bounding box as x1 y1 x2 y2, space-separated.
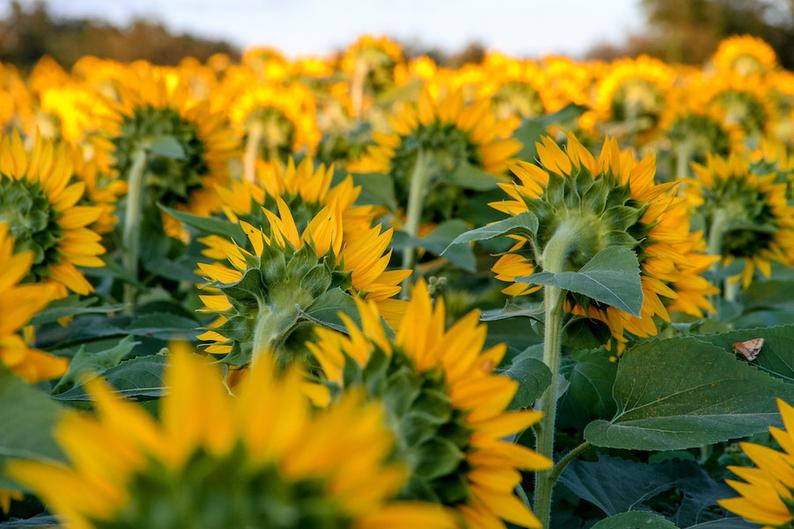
590 512 678 529
299 288 360 333
31 296 123 326
419 220 476 272
149 135 186 159
443 212 538 254
128 312 201 340
481 300 544 322
352 172 397 210
443 162 500 191
52 336 139 394
513 104 588 160
521 247 643 316
584 336 794 450
558 347 618 429
503 353 552 409
0 514 59 528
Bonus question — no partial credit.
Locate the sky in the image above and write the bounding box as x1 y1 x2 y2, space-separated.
28 0 643 58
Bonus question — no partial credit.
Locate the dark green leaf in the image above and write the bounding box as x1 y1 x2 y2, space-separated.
521 247 643 316
503 354 551 409
352 172 397 210
559 348 618 429
512 104 587 160
590 512 678 529
419 220 476 272
158 205 245 243
53 355 166 401
52 336 139 394
442 162 500 190
584 336 794 450
299 288 359 333
442 212 538 254
31 296 122 326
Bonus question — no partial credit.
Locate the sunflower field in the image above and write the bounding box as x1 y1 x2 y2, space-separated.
4 33 794 529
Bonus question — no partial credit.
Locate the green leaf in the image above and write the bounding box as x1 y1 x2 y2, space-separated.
158 205 245 243
53 355 166 401
299 288 359 333
442 162 500 190
149 135 185 159
503 354 551 409
128 312 200 340
559 348 618 429
481 300 544 322
352 172 397 210
31 296 122 326
52 336 139 394
584 336 794 450
442 212 538 254
0 366 64 487
693 324 794 382
590 512 678 529
419 220 476 272
521 247 643 316
512 104 587 160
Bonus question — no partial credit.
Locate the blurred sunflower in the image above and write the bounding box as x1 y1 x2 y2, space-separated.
698 72 777 141
355 87 520 228
592 56 675 142
8 344 454 529
197 198 408 367
711 34 778 76
658 84 744 178
307 280 551 529
0 132 105 296
491 134 717 350
0 222 67 382
687 152 794 288
341 35 404 117
477 56 555 125
718 398 794 528
96 63 237 239
227 82 320 177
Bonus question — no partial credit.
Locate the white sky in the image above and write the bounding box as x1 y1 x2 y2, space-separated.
20 0 643 58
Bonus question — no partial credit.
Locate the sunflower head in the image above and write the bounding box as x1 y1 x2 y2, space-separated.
228 82 320 163
8 344 453 529
712 35 778 76
491 134 716 349
357 88 520 224
718 398 794 528
594 56 675 139
341 35 404 95
197 197 408 368
0 132 105 295
698 72 776 139
99 64 237 230
307 279 551 529
688 152 794 287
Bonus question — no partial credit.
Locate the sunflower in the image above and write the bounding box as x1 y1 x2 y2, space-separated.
215 156 379 236
307 279 551 529
592 56 676 142
354 87 520 226
718 398 794 528
658 84 744 178
0 132 105 296
687 152 794 288
711 35 778 76
227 81 320 170
197 198 409 367
697 71 777 141
477 57 555 125
341 35 404 117
95 63 238 238
490 134 717 351
7 344 454 529
0 222 67 382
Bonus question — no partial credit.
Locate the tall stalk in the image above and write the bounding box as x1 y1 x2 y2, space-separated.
401 152 429 291
243 121 264 183
675 141 692 179
533 219 580 528
123 148 147 310
351 58 368 119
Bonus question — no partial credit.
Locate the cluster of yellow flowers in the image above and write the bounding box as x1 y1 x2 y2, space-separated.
1 33 794 529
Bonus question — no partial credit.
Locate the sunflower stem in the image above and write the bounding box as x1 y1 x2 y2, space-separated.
251 302 300 367
707 208 735 304
401 151 429 294
351 57 368 119
122 148 147 311
675 141 692 179
549 441 591 485
243 121 264 183
533 220 580 528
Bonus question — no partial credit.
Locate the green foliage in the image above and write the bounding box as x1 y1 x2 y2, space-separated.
584 336 794 450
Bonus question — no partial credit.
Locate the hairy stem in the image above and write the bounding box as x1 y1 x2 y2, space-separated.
122 148 147 311
401 151 429 293
533 220 580 528
549 441 591 484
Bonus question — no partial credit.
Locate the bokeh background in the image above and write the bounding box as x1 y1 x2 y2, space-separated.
2 0 794 68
